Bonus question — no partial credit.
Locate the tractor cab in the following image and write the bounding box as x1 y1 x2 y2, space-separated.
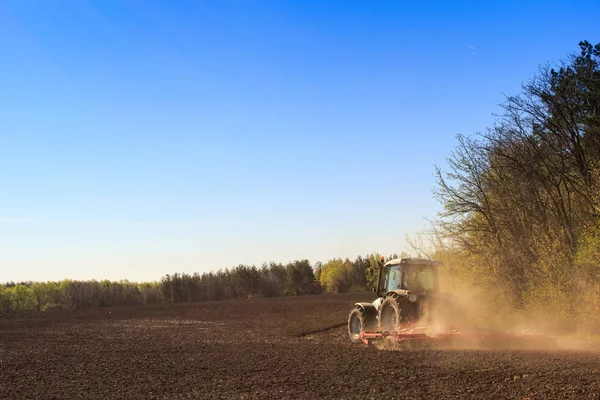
375 258 441 299
369 257 442 315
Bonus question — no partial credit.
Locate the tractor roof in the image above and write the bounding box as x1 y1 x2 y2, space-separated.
384 257 442 267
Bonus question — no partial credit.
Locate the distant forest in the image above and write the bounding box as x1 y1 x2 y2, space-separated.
2 40 599 327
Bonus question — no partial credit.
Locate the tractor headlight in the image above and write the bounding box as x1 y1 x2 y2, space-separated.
409 295 417 302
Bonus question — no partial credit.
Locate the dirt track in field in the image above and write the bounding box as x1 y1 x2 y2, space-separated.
1 293 600 399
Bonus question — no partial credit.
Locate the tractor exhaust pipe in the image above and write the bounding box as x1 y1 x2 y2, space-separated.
375 256 385 295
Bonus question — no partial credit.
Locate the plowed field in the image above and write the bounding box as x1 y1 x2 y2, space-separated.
1 293 600 399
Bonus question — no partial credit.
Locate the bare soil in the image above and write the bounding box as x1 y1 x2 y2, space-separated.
1 293 600 399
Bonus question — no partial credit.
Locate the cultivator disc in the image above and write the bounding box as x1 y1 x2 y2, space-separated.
360 323 557 349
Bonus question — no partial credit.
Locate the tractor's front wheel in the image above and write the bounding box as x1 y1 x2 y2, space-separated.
347 307 367 344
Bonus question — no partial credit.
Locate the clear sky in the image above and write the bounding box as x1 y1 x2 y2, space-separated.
1 1 598 282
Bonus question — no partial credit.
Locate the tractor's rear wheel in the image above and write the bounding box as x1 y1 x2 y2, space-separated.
347 307 367 344
378 295 403 331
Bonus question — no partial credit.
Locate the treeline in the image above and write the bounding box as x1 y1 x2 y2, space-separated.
317 254 397 293
424 40 600 329
0 254 403 315
159 260 319 303
0 280 162 314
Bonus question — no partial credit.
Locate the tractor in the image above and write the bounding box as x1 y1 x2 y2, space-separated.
347 257 451 344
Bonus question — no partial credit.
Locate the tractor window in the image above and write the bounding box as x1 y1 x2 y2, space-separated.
403 266 436 291
383 266 402 292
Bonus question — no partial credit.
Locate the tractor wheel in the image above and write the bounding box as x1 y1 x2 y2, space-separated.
347 307 367 344
378 294 403 331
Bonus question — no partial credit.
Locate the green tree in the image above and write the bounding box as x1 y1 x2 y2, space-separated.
432 40 600 314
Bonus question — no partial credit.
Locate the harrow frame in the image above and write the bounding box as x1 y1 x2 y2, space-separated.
359 323 556 348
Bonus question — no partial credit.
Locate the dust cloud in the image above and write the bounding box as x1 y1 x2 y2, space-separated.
375 270 600 352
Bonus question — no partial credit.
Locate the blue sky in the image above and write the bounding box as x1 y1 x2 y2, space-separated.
1 0 598 282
